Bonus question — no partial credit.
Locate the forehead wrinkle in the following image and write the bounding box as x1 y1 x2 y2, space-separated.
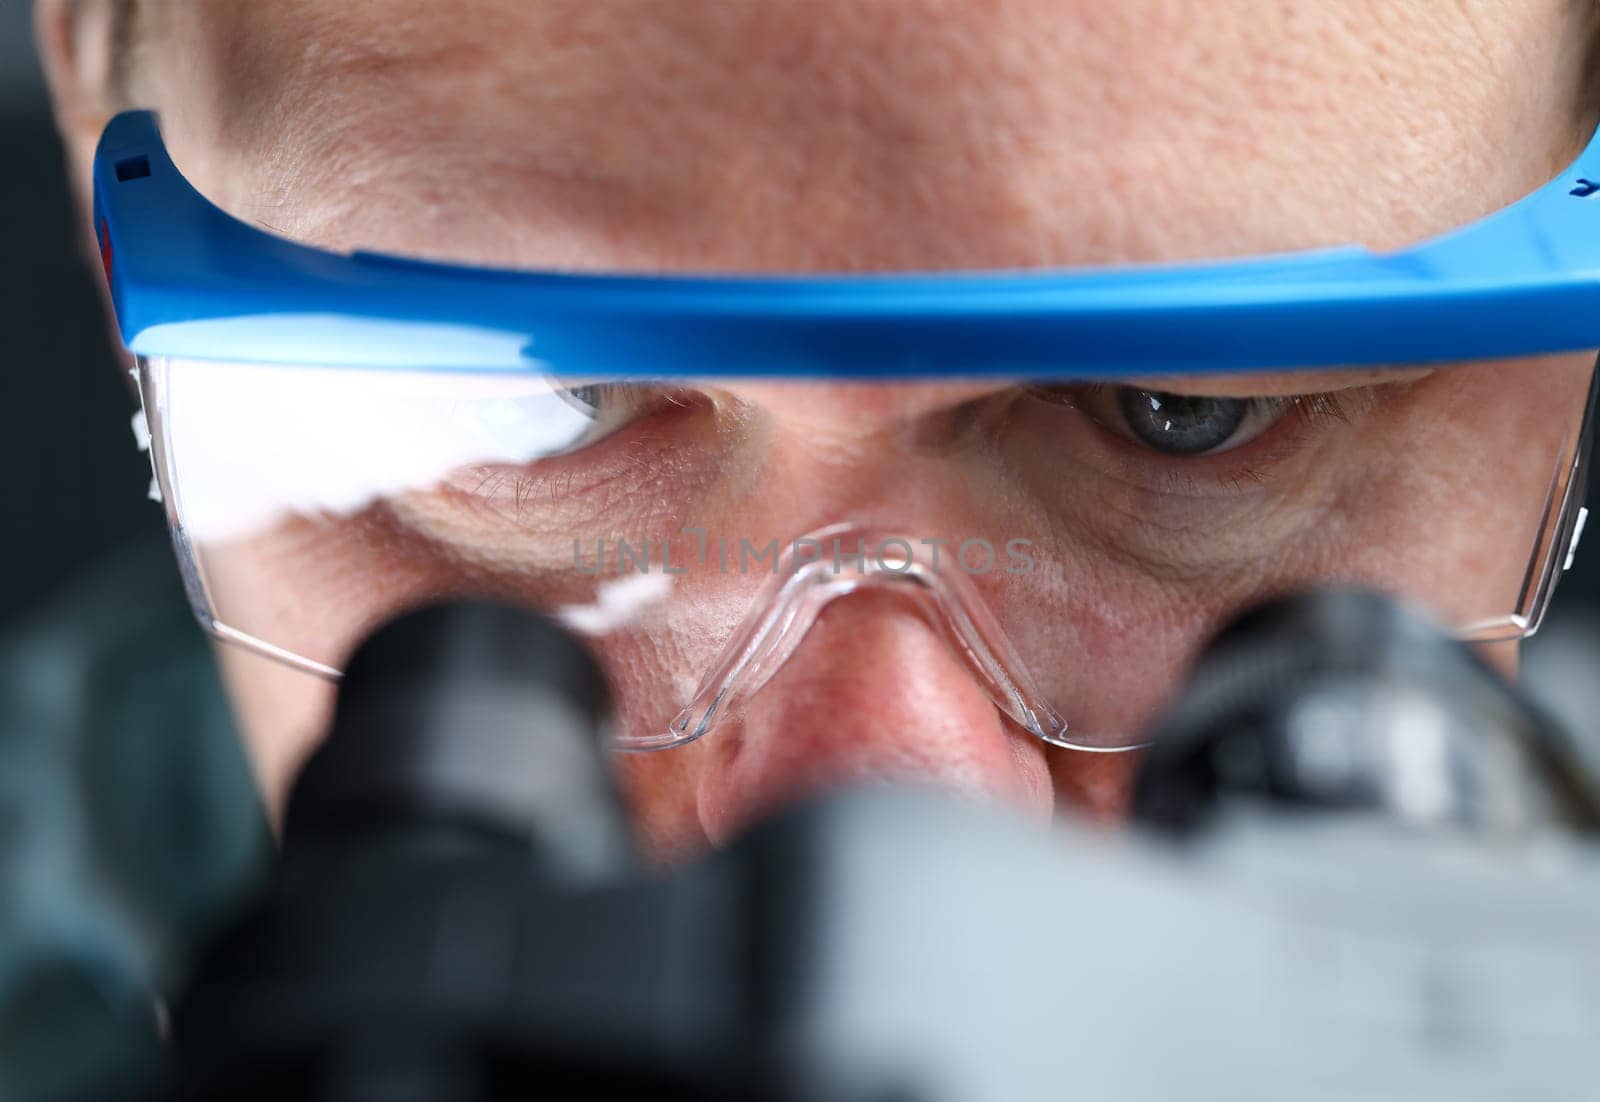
166 0 1580 160
153 0 1596 274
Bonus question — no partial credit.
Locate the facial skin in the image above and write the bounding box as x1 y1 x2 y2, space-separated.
37 0 1600 861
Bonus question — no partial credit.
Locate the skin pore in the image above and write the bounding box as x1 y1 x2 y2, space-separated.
36 0 1600 862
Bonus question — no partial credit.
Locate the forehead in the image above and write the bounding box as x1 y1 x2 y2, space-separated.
149 0 1589 274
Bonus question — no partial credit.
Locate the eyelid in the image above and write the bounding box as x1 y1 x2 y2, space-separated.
1112 366 1435 398
552 381 679 450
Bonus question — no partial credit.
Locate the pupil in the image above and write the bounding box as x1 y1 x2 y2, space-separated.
1117 389 1247 455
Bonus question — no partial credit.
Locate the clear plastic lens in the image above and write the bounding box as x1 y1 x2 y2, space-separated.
138 353 1597 751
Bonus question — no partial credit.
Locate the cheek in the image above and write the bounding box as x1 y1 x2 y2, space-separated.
212 643 338 827
609 743 708 868
1319 358 1591 628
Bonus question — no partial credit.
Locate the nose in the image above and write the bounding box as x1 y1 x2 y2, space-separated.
694 586 1056 845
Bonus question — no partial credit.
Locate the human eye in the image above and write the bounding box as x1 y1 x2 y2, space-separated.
452 380 676 464
1029 384 1353 459
552 382 665 442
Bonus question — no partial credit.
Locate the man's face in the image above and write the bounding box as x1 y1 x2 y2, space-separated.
40 0 1600 861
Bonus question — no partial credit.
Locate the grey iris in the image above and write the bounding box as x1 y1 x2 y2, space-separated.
1117 389 1248 455
556 383 606 419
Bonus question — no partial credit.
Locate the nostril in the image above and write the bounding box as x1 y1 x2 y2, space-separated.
694 590 1053 846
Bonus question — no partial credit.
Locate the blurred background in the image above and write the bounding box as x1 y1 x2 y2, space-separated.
3 3 161 600
3 11 267 1096
6 0 1600 1092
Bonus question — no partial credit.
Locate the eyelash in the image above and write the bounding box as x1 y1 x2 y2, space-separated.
1215 391 1353 489
1057 384 1353 434
1264 391 1353 430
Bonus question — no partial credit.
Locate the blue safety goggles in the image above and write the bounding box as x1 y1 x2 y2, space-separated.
95 109 1600 375
92 109 1598 752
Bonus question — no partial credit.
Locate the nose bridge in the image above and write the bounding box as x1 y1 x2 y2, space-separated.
693 579 1055 845
716 385 1022 543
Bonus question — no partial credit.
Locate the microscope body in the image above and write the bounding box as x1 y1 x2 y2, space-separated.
157 594 1600 1101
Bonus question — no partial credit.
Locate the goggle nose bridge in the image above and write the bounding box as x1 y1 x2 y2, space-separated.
642 528 1082 754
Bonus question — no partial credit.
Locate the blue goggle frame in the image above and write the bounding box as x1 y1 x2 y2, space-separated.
93 109 1600 376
